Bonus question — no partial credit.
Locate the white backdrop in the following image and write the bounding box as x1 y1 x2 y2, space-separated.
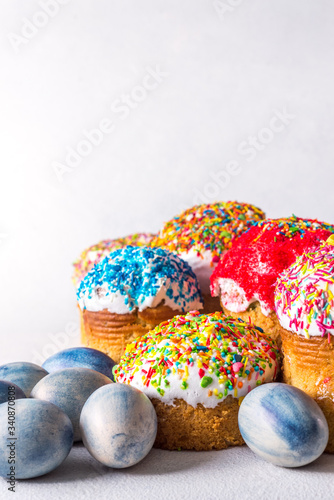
1 0 334 364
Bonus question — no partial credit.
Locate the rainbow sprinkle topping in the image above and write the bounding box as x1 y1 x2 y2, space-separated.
151 202 265 262
275 242 334 340
72 233 155 286
211 215 334 314
251 215 334 243
114 311 280 407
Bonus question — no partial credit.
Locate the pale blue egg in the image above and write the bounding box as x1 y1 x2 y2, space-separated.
42 347 116 381
238 383 329 467
0 362 48 397
0 399 73 479
0 380 26 404
80 383 157 468
31 367 112 441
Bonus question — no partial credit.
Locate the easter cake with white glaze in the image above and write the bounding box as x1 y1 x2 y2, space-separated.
114 310 280 450
77 246 203 362
275 237 334 453
151 201 265 313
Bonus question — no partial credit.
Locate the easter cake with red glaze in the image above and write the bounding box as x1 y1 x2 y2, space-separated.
210 216 334 344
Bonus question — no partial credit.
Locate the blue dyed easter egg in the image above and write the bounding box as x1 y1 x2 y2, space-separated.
31 367 112 441
0 399 73 479
0 380 26 404
0 362 48 397
42 347 116 381
80 383 157 468
238 383 329 467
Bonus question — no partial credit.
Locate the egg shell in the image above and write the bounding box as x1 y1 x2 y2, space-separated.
0 380 26 404
238 383 329 467
0 362 48 397
80 383 157 468
42 347 116 381
0 399 73 479
31 367 112 441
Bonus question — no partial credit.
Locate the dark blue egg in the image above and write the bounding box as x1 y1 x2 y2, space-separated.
31 367 112 441
42 347 116 381
80 383 157 468
0 362 48 397
0 399 73 479
238 383 329 467
0 380 26 404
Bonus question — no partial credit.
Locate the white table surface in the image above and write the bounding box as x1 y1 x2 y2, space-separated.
1 328 334 500
1 443 334 500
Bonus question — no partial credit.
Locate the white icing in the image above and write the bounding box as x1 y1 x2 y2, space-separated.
78 276 203 314
213 278 272 316
118 337 277 408
86 249 109 263
178 249 217 294
275 279 334 337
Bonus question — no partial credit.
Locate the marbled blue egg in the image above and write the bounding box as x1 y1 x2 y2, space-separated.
238 383 329 467
80 383 157 468
0 362 48 397
0 380 26 404
0 399 73 479
42 347 116 381
31 367 112 441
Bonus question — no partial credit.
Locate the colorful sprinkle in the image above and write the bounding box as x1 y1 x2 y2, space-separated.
201 376 213 388
114 311 280 405
151 202 265 263
211 215 334 313
275 241 334 339
72 233 156 286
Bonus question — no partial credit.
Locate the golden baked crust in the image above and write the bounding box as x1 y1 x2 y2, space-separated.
151 396 244 451
281 328 334 453
221 301 283 347
79 304 182 363
316 397 334 453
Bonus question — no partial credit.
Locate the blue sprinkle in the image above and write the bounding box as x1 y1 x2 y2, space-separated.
77 246 203 312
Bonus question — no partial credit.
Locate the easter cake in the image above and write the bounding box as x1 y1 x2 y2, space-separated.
275 237 334 453
151 201 265 313
77 246 203 362
114 311 280 450
211 216 334 345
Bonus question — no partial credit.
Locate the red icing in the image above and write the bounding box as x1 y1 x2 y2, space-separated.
210 217 334 312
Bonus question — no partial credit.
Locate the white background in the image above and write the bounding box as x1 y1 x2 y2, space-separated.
1 0 334 362
1 1 334 498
